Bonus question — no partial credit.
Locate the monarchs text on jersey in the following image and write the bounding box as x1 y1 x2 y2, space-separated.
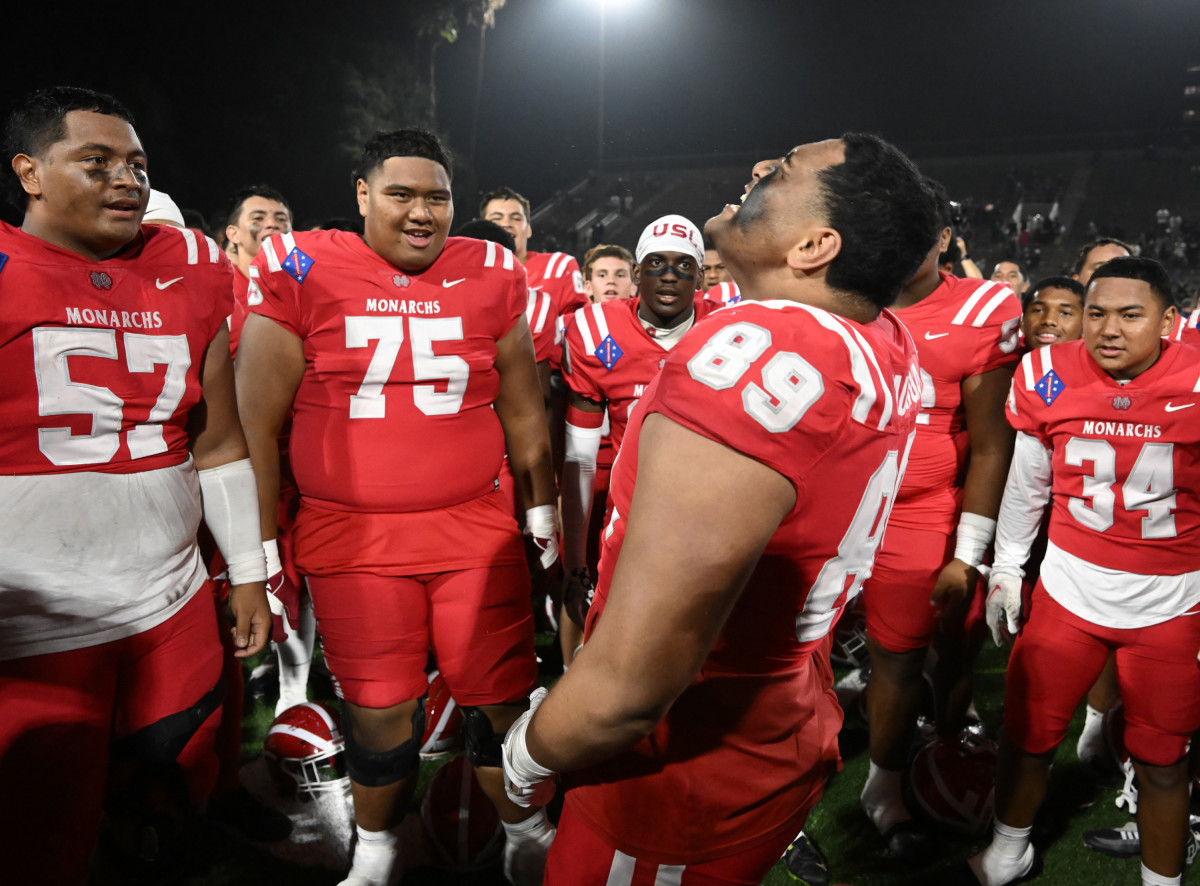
570 300 921 863
1009 338 1200 576
250 231 527 513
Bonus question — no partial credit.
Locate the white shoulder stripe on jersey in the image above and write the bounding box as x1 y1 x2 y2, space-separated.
204 235 220 264
501 245 515 270
950 281 997 326
847 323 895 430
527 290 552 333
551 253 571 278
1021 352 1037 391
280 232 298 257
973 289 1016 327
1193 371 1200 393
573 305 597 353
590 301 611 343
179 227 199 265
790 303 879 427
484 240 498 268
261 237 283 273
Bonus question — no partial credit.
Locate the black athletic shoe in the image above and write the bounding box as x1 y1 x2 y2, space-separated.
781 831 830 886
208 787 293 842
882 819 937 862
1082 821 1139 857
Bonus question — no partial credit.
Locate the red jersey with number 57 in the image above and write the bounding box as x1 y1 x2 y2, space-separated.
1008 339 1200 575
0 221 232 476
891 273 1021 527
251 231 525 514
571 300 921 863
562 295 717 453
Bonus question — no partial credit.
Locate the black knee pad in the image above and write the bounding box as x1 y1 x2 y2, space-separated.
462 706 508 768
340 702 424 788
113 677 224 764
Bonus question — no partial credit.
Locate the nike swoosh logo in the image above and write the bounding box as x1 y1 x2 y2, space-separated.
1165 402 1194 412
155 276 184 290
924 331 949 340
442 278 466 288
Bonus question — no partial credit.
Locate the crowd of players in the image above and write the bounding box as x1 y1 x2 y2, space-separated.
2 84 1200 886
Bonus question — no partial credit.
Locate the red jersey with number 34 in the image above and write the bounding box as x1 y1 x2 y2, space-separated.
1008 338 1200 575
251 231 526 514
572 300 921 862
0 221 232 476
891 273 1021 527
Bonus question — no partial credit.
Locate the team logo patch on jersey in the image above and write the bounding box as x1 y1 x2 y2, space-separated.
1112 395 1132 410
282 246 315 283
595 335 623 370
1035 369 1064 406
89 271 113 290
393 274 411 288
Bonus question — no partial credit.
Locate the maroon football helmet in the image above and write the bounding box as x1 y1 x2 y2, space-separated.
420 756 504 871
909 731 997 835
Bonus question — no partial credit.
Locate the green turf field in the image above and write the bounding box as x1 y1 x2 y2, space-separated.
171 638 1146 886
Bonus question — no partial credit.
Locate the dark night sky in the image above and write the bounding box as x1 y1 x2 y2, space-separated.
4 0 1198 225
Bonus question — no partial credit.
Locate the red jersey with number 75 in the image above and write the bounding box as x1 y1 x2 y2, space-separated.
571 300 921 863
250 231 526 514
1008 338 1200 575
0 221 231 475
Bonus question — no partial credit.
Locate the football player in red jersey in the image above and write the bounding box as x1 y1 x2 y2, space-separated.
1021 276 1084 350
583 243 637 304
501 134 940 885
560 214 715 631
482 185 588 333
1072 237 1133 287
970 257 1200 886
0 87 270 885
857 191 1022 856
236 130 558 886
223 184 314 716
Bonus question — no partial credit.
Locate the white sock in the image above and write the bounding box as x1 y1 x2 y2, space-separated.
861 761 910 834
1076 704 1105 760
1141 864 1181 886
968 821 1034 886
276 603 316 714
344 824 402 886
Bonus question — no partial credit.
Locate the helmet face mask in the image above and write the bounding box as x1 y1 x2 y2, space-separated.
265 702 350 800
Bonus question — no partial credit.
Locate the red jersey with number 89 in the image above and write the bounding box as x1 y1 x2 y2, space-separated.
1008 338 1200 575
251 231 526 514
0 221 231 476
572 300 921 862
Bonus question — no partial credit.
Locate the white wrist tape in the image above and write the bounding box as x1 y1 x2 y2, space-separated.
263 538 283 576
198 458 266 585
525 504 557 539
954 512 996 569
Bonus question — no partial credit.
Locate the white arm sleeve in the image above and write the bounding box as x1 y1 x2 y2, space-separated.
198 458 267 585
991 432 1054 578
561 421 603 570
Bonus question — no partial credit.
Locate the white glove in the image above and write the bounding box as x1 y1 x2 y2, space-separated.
525 505 560 571
985 571 1023 647
502 687 557 808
